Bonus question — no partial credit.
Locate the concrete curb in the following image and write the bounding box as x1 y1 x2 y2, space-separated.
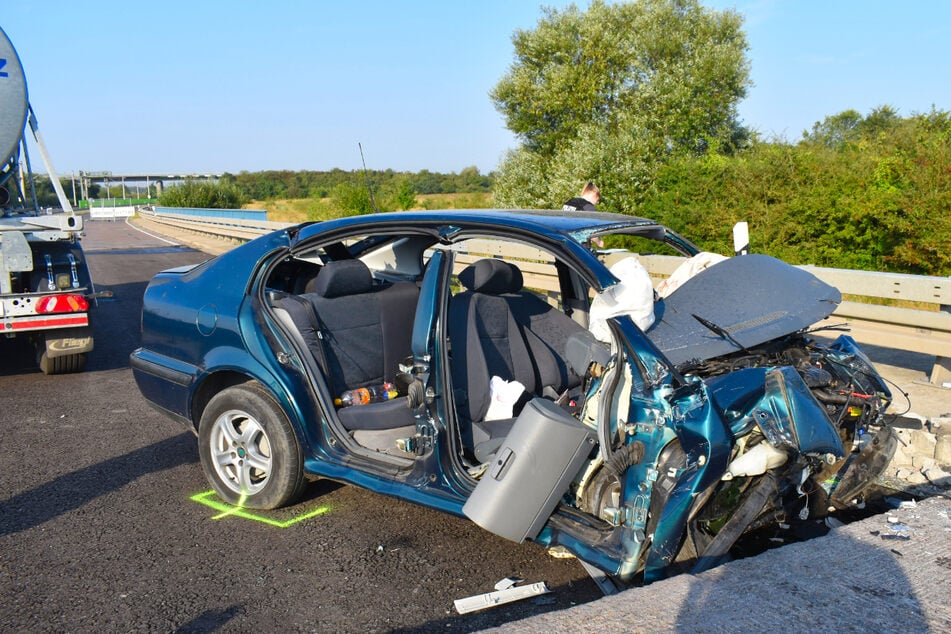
487 495 951 633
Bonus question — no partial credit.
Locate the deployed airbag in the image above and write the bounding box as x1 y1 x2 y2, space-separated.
590 256 655 339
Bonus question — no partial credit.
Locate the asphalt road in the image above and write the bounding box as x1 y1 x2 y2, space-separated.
0 219 601 633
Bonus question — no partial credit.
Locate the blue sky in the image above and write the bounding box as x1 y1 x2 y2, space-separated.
3 1 949 176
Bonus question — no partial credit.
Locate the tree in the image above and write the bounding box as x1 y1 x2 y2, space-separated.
393 178 417 210
491 0 750 210
803 109 864 148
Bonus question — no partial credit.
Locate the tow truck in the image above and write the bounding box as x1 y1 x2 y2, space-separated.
1 26 96 373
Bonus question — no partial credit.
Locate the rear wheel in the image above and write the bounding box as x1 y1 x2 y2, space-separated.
198 383 305 509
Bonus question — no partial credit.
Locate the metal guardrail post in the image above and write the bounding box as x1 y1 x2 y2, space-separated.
934 303 951 386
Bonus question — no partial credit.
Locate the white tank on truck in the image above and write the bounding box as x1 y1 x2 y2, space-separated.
1 26 98 373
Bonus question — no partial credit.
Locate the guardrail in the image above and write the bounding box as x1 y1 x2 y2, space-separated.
135 207 951 385
138 206 291 242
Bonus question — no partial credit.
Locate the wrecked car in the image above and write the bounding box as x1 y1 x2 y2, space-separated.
131 210 896 583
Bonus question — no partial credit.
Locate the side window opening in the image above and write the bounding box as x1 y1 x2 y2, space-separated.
442 238 564 308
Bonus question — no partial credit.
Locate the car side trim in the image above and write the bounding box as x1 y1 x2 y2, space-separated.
130 349 195 386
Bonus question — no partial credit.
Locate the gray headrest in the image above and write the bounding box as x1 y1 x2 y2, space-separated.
459 259 523 295
313 260 373 298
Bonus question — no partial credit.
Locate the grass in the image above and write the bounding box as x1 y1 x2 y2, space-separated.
841 294 940 312
416 192 494 210
245 198 338 223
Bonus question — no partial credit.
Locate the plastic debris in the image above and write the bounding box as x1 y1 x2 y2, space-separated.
494 577 521 591
546 546 576 559
453 580 550 614
880 520 912 541
579 560 620 596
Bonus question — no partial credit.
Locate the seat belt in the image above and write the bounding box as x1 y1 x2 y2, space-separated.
302 300 332 377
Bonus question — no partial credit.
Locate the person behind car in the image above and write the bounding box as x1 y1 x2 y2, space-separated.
562 182 600 212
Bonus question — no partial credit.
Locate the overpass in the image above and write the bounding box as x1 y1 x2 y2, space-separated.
75 171 222 200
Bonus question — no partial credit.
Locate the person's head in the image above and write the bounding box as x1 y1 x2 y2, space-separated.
582 181 600 204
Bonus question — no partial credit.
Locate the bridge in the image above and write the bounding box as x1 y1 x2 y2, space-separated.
74 171 222 200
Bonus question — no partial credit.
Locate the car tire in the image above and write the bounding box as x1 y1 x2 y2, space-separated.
198 382 305 509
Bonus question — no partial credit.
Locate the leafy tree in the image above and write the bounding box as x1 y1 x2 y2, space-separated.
803 109 864 147
393 178 417 210
412 170 445 195
491 0 750 209
219 168 492 201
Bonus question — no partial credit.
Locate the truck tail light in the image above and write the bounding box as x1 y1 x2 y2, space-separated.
35 294 89 314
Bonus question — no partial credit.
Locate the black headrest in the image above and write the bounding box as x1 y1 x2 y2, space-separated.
313 259 373 298
459 259 523 295
294 262 323 294
301 274 322 295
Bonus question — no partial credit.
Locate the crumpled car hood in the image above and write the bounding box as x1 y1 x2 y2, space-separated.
646 254 841 365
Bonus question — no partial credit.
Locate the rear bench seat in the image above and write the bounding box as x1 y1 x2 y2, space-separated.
275 259 419 433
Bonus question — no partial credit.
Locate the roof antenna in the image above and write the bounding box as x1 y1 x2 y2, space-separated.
358 142 379 213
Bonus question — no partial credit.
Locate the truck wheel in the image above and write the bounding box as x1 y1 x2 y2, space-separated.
38 351 88 374
198 382 305 509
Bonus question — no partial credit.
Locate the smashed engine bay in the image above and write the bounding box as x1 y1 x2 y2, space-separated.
544 255 900 583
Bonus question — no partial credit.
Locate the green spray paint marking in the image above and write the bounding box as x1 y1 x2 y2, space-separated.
190 490 329 527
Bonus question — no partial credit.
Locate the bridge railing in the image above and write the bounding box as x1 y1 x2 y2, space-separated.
135 207 951 385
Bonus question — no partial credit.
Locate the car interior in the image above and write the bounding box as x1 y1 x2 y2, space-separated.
269 257 420 456
264 234 604 471
447 258 588 462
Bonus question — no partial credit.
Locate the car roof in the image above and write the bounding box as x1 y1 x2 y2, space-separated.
308 208 660 239
286 209 693 267
384 208 656 227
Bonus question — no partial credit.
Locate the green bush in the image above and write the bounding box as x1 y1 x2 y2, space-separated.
158 180 247 209
635 108 951 276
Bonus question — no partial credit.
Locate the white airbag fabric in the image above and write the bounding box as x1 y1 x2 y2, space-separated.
656 251 727 298
589 256 655 340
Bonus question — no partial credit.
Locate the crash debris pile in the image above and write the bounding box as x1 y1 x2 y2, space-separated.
885 415 951 488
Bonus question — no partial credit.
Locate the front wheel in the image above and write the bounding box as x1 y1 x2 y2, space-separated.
198 382 305 509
